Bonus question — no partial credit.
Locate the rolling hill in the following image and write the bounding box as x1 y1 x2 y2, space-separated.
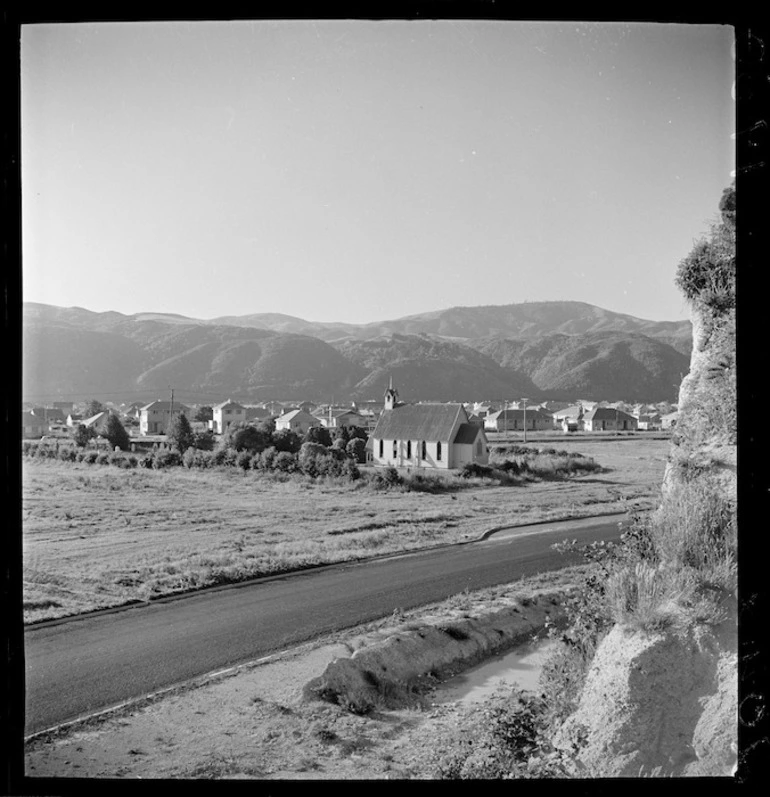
21 301 691 404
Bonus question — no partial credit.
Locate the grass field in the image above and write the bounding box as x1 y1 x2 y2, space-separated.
21 436 670 623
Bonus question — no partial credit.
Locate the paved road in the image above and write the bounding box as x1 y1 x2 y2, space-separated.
24 514 629 735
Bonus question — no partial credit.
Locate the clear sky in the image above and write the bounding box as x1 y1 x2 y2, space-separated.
21 20 734 324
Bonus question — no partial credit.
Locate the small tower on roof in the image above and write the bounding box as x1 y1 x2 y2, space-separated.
384 376 399 410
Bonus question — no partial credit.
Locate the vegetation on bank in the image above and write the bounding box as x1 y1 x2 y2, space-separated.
21 437 601 493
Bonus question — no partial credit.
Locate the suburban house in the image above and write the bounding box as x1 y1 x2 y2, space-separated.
244 405 272 422
318 408 368 429
274 409 320 435
582 407 638 432
22 412 48 438
370 383 489 470
66 413 83 427
661 411 679 429
636 413 662 431
31 407 66 425
484 408 554 433
121 401 145 420
80 411 114 435
139 400 191 435
211 399 247 434
552 405 585 431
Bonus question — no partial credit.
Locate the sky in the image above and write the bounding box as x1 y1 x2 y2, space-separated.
21 20 735 324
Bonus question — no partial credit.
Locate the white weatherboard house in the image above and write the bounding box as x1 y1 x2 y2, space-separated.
211 399 246 434
274 409 320 435
582 406 638 432
371 383 489 469
139 401 191 435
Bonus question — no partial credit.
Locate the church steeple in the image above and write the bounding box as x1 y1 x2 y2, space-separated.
384 376 399 410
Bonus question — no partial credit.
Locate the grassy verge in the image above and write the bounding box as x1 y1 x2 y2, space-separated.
21 438 668 624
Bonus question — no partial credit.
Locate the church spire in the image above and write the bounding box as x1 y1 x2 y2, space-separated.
384 376 399 410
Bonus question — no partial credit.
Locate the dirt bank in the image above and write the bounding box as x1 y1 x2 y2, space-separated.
554 606 737 777
306 595 564 714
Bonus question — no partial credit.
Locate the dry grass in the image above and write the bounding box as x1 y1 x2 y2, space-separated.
21 437 670 622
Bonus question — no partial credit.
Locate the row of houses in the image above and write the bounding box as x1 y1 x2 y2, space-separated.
22 391 679 444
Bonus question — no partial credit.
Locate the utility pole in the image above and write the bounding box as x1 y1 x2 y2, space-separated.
522 397 528 444
168 386 175 435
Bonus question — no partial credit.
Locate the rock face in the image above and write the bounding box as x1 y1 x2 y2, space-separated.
553 186 737 778
554 617 737 777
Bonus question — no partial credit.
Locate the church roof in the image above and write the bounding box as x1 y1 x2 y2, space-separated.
372 403 465 442
453 422 484 445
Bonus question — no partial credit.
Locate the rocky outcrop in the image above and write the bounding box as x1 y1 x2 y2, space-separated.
554 185 737 778
554 612 737 777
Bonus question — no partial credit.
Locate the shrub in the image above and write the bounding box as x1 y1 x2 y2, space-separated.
272 428 302 454
273 451 298 473
258 447 278 471
193 429 216 451
236 450 252 471
346 437 367 464
459 462 493 479
58 446 78 462
109 451 132 468
152 449 183 469
224 423 271 454
304 425 333 448
430 693 568 779
83 450 99 464
298 442 329 477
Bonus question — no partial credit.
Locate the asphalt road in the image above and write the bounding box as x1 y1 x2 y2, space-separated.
24 514 629 735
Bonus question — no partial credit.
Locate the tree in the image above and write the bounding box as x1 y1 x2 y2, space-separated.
676 182 735 311
332 426 351 445
346 425 368 442
104 413 130 451
194 406 213 423
193 429 216 451
346 437 367 464
256 418 276 436
272 428 302 454
73 423 96 448
304 425 332 448
224 423 271 454
168 413 196 453
84 399 105 418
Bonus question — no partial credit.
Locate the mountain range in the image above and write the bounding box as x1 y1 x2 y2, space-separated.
22 301 691 404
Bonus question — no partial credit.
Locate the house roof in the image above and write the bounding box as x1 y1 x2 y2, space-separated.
213 400 245 411
22 412 44 425
488 408 549 421
82 411 109 427
584 407 636 421
140 401 190 412
552 405 584 418
372 403 465 442
276 409 316 423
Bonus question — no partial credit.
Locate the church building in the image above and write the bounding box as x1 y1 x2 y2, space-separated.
370 381 489 469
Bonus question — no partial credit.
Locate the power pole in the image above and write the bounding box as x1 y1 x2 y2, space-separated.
522 397 528 444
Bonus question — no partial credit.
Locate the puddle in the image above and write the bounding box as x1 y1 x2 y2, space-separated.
436 638 557 705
